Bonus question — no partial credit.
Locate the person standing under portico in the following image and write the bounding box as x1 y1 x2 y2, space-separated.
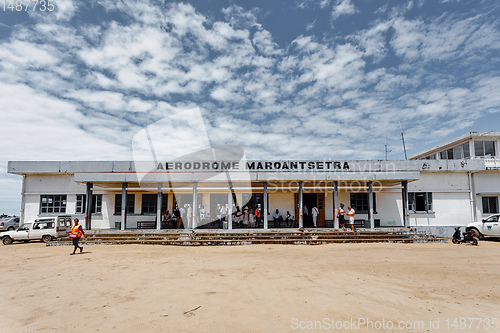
312 205 319 228
347 206 355 232
303 203 310 227
338 204 346 229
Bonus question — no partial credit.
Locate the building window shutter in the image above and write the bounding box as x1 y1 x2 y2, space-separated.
408 193 415 211
426 192 433 212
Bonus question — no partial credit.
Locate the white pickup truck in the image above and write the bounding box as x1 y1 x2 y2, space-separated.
467 214 500 239
0 216 71 245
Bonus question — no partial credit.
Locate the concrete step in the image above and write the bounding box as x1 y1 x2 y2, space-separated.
48 229 446 246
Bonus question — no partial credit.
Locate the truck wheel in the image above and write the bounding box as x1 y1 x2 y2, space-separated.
7 226 14 231
2 237 13 245
42 235 52 243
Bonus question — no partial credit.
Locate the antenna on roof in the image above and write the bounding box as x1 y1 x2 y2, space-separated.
400 122 407 160
384 140 392 160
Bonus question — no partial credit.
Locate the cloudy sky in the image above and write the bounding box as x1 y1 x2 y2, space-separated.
1 0 499 214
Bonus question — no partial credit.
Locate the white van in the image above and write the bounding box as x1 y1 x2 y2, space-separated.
0 216 71 245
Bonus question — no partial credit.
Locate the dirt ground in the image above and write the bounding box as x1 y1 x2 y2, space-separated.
1 240 499 332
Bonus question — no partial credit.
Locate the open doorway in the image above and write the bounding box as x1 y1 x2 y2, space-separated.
294 193 325 227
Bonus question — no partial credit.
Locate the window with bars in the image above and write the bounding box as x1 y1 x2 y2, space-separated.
482 197 499 214
141 194 168 214
115 194 136 215
349 193 376 214
76 194 102 214
408 192 433 212
40 195 67 214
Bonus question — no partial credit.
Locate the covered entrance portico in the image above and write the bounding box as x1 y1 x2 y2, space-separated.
74 171 418 231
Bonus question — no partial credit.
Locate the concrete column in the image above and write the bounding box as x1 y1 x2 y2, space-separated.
298 181 304 228
333 181 339 229
401 181 408 227
192 182 198 229
470 173 477 222
263 182 268 229
227 183 233 230
156 183 162 230
368 181 374 229
85 182 93 230
121 183 127 231
20 174 26 224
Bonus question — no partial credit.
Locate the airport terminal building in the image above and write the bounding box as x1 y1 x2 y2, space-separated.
7 132 500 233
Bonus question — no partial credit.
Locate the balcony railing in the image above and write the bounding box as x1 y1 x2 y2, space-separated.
484 157 500 169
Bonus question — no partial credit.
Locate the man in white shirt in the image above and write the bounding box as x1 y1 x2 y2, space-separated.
347 206 355 231
312 206 319 227
220 204 227 220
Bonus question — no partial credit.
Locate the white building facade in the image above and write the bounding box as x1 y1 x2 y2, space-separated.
6 136 497 237
410 132 500 230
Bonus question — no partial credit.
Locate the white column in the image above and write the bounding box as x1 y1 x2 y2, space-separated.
20 174 26 224
156 183 162 230
263 182 268 229
368 181 374 229
121 183 127 231
227 184 233 230
333 181 339 229
470 173 477 222
85 182 93 230
298 181 304 228
192 182 198 229
401 181 408 227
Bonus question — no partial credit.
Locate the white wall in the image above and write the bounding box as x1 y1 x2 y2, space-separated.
23 174 87 223
20 169 498 229
409 192 471 226
474 171 500 220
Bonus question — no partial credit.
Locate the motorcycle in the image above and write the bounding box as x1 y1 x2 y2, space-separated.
452 227 479 246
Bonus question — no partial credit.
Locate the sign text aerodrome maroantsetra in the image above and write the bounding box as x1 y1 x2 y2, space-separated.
156 161 351 171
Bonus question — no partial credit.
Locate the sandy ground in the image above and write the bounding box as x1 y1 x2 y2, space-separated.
1 240 499 333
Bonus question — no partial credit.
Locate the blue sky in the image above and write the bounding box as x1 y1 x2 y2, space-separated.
0 0 500 214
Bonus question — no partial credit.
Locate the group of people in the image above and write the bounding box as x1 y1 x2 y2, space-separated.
158 202 356 230
271 209 294 227
161 204 196 229
233 204 260 228
337 203 356 231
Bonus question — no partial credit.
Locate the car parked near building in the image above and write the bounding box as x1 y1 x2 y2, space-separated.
0 216 20 231
0 216 71 245
467 214 500 239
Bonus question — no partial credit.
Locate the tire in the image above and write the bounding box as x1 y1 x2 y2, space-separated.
470 228 482 240
42 235 52 243
471 237 479 246
7 226 15 231
2 237 13 245
452 238 459 244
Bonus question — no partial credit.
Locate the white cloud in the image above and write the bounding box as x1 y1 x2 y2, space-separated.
0 82 131 161
1 0 500 206
331 0 358 20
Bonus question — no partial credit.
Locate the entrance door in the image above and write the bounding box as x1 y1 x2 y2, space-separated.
317 193 325 226
294 193 325 227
